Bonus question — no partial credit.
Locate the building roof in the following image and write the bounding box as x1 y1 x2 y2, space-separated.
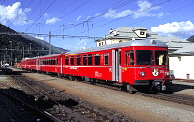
173 43 194 54
99 27 192 54
105 27 147 39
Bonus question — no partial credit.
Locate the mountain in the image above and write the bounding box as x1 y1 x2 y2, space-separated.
0 24 69 65
187 35 194 42
21 34 70 54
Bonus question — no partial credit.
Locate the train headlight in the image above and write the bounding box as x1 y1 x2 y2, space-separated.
165 72 170 76
140 72 145 76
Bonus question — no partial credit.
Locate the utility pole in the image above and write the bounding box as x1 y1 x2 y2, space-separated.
29 43 32 51
69 23 74 35
17 43 20 50
60 24 65 39
22 46 24 59
49 31 51 55
9 41 12 66
36 22 44 50
83 20 92 37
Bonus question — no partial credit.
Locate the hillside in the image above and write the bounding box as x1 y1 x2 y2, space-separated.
0 24 69 65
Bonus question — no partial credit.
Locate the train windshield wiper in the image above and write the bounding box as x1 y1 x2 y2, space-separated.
147 60 154 68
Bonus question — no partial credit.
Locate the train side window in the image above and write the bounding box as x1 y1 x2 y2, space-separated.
88 54 92 65
104 53 109 65
55 58 58 65
76 55 81 65
52 59 54 65
125 50 130 65
48 59 51 65
50 59 53 65
130 50 134 65
40 59 42 65
65 57 69 65
70 56 74 65
43 59 46 65
43 59 45 65
95 54 100 65
83 55 87 65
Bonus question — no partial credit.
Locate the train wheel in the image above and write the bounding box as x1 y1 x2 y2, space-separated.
129 91 136 94
69 76 75 81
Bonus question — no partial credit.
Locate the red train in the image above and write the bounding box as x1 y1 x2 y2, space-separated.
18 39 171 93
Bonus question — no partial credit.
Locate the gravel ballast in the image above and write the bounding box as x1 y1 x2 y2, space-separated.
10 68 194 122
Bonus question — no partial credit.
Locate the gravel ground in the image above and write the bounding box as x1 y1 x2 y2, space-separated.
57 80 194 122
170 80 194 96
11 68 194 122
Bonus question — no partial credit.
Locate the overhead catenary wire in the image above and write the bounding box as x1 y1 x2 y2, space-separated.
60 0 136 31
59 0 89 20
74 0 194 37
74 0 173 36
25 0 56 32
51 0 137 36
1 0 194 41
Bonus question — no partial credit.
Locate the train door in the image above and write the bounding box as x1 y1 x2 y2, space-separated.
60 55 63 74
112 49 121 82
36 59 40 70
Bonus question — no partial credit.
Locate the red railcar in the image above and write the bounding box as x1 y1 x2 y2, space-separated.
37 54 62 74
20 39 171 93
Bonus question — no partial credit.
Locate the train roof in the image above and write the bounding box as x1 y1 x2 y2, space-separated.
37 54 61 58
66 39 168 54
21 54 61 61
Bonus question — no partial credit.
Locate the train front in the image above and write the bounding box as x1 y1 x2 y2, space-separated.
123 40 171 92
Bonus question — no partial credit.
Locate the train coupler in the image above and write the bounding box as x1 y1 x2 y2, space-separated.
150 80 166 92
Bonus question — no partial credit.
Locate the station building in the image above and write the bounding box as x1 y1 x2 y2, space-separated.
95 27 194 79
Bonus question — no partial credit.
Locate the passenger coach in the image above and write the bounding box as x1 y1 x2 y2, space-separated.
62 39 170 93
19 39 171 93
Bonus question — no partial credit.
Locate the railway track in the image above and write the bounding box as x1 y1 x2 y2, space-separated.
73 77 194 107
3 69 136 122
140 93 194 106
0 84 59 122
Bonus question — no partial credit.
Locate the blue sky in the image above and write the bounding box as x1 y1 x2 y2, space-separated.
0 0 194 51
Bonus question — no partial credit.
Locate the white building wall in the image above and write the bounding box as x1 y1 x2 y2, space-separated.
169 56 194 79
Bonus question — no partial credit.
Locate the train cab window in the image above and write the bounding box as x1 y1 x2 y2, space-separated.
104 53 109 65
76 55 81 65
125 50 130 65
130 50 134 65
155 51 169 65
95 54 100 65
88 54 92 65
83 55 87 65
136 50 152 65
65 57 69 65
70 56 74 65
